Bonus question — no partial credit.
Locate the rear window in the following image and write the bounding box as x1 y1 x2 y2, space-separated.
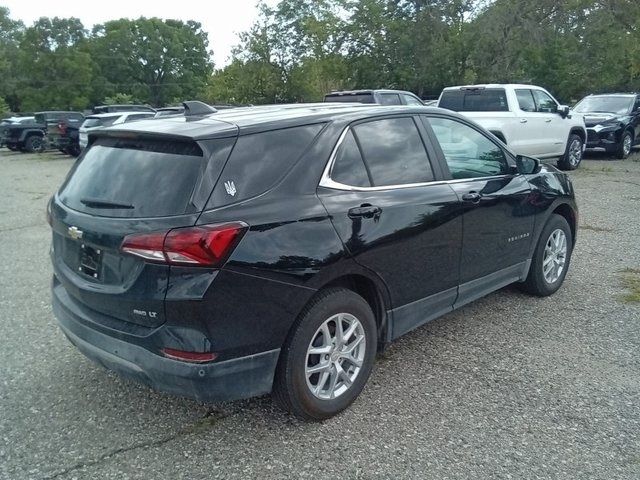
207 124 324 208
324 93 375 104
439 89 509 112
59 137 206 218
83 117 117 128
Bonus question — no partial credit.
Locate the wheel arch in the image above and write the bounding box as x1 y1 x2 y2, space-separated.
551 202 577 247
569 127 586 144
307 273 391 351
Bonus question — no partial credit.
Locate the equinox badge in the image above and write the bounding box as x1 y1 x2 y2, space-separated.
68 226 83 240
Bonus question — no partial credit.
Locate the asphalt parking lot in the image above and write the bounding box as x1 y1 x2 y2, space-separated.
1 149 639 480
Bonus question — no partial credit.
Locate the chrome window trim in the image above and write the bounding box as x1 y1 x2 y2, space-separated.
318 126 514 192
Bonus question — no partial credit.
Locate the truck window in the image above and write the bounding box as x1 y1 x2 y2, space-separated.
532 90 558 113
515 89 536 112
439 89 509 112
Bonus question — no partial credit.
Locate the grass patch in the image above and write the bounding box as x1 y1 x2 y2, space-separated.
579 224 613 233
620 269 640 304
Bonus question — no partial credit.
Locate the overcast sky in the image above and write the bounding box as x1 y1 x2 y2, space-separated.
2 0 278 67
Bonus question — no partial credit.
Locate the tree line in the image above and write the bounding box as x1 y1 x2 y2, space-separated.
1 0 639 113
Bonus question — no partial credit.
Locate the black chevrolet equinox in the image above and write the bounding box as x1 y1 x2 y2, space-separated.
50 103 578 420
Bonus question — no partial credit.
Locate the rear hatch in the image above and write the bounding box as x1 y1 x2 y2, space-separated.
50 133 236 328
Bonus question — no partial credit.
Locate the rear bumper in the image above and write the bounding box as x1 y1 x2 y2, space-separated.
52 282 280 403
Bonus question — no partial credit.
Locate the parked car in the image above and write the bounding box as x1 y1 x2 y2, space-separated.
4 111 81 153
45 112 85 156
49 103 578 421
79 111 157 149
92 104 156 114
438 84 587 170
0 116 35 149
324 89 425 106
573 93 640 159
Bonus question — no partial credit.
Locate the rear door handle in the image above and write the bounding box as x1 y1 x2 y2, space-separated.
348 204 382 219
520 119 528 123
545 119 552 123
461 192 481 204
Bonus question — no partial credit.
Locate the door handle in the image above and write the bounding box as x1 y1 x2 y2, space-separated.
461 192 481 204
520 119 528 123
545 119 552 123
348 204 382 219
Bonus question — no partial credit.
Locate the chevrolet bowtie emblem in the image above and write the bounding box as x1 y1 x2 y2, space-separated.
68 226 83 239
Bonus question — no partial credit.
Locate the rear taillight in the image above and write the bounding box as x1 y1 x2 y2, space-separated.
121 222 248 267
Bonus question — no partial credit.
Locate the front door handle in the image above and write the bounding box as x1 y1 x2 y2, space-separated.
520 119 528 123
348 204 382 219
461 192 481 204
545 119 552 123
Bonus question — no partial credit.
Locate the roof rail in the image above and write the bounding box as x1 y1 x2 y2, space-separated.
182 101 217 116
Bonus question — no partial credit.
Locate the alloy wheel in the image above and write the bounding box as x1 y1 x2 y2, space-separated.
543 228 567 284
568 139 582 166
623 135 632 156
305 313 366 400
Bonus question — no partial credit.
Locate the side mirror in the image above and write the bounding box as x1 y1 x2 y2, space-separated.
558 105 571 118
516 155 541 175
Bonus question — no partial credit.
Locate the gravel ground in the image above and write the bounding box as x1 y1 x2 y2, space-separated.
0 149 639 480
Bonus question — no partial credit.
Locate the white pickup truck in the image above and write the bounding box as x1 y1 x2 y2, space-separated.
437 84 586 170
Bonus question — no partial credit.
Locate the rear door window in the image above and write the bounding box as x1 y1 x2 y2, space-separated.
208 124 324 207
439 89 509 112
59 137 208 218
515 89 536 112
352 117 434 186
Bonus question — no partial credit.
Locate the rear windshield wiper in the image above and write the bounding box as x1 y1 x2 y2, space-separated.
80 198 134 209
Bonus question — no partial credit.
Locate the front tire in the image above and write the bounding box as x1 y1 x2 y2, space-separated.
616 131 633 159
24 135 44 153
273 288 377 421
557 134 583 170
520 214 573 296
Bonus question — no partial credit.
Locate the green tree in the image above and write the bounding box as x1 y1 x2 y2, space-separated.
16 17 94 111
0 7 24 111
90 18 213 106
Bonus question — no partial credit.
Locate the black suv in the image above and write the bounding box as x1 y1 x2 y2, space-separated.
50 104 578 420
574 93 640 158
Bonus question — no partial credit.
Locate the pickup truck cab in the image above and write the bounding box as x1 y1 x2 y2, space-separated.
438 84 586 170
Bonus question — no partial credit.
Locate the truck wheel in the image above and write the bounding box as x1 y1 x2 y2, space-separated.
24 135 44 153
616 131 633 160
557 134 583 170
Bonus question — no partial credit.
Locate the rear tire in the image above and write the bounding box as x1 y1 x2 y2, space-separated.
557 133 583 170
616 131 633 159
519 214 573 296
273 288 377 421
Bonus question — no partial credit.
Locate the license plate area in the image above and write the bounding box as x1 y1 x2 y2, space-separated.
79 244 102 279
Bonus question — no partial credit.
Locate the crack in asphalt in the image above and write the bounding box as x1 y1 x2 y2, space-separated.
41 407 237 480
